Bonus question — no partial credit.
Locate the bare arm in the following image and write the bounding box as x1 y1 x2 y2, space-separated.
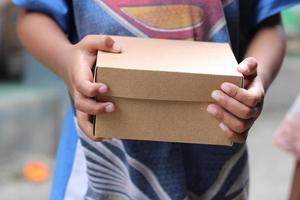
245 14 286 91
17 11 121 138
17 11 73 84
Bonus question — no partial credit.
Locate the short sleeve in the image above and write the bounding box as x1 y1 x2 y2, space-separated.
253 0 300 25
12 0 73 37
240 0 300 33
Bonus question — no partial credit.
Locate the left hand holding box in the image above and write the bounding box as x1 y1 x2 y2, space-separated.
207 57 265 143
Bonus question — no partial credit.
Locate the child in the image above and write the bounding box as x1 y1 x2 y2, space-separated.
13 0 300 199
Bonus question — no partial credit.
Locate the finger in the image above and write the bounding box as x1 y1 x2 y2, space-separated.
81 35 122 53
207 104 253 133
74 92 115 115
219 123 248 144
76 111 112 142
77 110 94 137
211 90 259 119
76 80 108 97
237 57 257 77
220 82 263 107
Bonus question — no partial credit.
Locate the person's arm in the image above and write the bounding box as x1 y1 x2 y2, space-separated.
207 14 285 143
17 10 121 138
245 15 286 90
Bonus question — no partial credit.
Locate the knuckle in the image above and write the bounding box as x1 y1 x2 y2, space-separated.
84 34 93 41
215 109 224 120
97 103 106 112
83 104 94 114
213 91 226 104
74 100 82 111
231 87 238 98
73 95 86 112
249 94 261 107
246 57 257 65
102 35 114 48
74 81 82 91
241 107 252 119
84 102 97 114
85 87 95 97
254 107 261 118
220 95 228 107
99 34 108 40
99 35 109 44
234 122 246 133
254 95 261 105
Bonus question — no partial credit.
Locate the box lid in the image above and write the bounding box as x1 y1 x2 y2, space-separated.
95 36 243 102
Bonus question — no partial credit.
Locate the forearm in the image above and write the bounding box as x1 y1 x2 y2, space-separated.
16 10 74 84
244 14 286 91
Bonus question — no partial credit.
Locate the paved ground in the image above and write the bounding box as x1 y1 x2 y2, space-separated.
0 153 53 200
248 110 295 200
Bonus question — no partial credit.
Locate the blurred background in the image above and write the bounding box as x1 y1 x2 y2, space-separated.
0 0 300 199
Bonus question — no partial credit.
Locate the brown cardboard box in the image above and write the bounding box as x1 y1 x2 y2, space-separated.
93 36 243 145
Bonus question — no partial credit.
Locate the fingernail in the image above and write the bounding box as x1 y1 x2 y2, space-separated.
211 90 221 101
219 123 227 131
99 85 108 93
105 104 114 113
207 105 218 116
221 83 231 94
112 42 122 52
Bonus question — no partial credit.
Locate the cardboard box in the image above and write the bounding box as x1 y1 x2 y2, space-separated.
93 36 243 145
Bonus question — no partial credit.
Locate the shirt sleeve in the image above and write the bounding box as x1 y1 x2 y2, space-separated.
12 0 74 37
240 0 300 33
253 0 300 25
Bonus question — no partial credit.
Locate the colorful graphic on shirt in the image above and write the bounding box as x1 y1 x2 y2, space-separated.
94 0 225 40
121 5 204 31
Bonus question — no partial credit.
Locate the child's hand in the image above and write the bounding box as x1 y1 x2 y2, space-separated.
207 57 265 143
67 35 122 140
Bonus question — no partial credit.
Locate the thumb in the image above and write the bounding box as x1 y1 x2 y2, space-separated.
237 57 258 78
80 35 122 53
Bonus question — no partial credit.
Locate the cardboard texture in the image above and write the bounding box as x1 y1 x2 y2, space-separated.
93 36 243 145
